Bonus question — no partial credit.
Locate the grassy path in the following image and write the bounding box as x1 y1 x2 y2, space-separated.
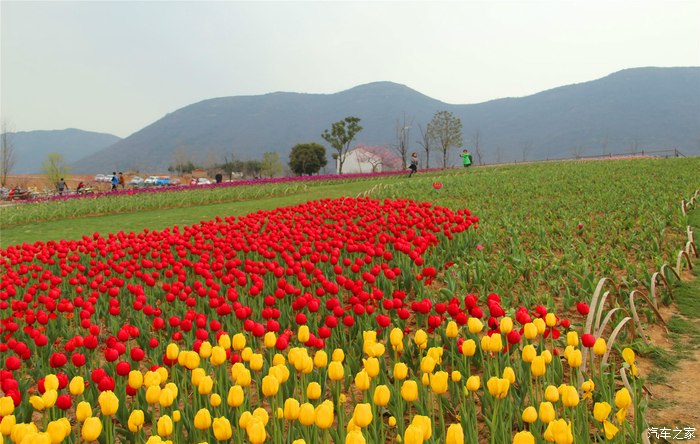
0 181 380 247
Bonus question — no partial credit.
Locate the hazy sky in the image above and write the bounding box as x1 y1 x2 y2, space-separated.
2 1 699 138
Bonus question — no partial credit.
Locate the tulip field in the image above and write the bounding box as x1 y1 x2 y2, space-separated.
0 157 698 444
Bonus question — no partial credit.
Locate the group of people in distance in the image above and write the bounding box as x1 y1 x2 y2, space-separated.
55 171 125 196
407 148 472 177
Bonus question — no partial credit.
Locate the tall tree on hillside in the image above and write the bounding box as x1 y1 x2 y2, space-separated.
471 129 483 166
392 115 413 170
416 124 433 169
1 121 16 187
427 111 463 168
322 116 362 174
289 143 327 176
260 152 283 178
42 153 70 191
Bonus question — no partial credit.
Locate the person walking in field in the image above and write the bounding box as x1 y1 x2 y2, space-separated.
111 172 118 191
408 152 418 177
57 178 67 195
460 149 473 168
118 172 125 189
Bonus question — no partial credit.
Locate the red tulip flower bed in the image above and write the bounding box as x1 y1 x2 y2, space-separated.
0 198 477 414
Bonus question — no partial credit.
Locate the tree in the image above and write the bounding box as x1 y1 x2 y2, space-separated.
170 148 197 175
427 111 463 168
42 153 70 190
471 129 483 166
1 121 16 187
260 152 283 178
289 143 326 176
322 116 362 174
391 115 413 170
416 124 433 169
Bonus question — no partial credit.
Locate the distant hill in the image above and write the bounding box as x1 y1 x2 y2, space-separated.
3 129 121 174
67 67 699 172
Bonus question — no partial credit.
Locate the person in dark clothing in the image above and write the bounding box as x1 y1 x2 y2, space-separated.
408 152 418 177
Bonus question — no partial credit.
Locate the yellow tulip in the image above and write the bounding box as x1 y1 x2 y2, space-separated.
561 385 579 407
543 418 573 444
273 353 286 366
480 335 492 352
466 375 481 392
159 387 176 408
446 423 464 444
531 355 546 377
363 330 377 347
541 349 553 364
430 371 449 395
523 322 538 340
198 375 214 395
29 395 46 411
533 318 546 334
298 402 316 426
538 401 555 424
622 347 635 366
263 331 276 348
246 417 267 444
603 419 619 440
314 350 328 368
210 393 222 407
616 407 626 423
522 406 538 423
232 333 246 350
210 346 227 366
212 416 233 441
81 417 102 442
144 370 162 388
404 423 425 444
353 403 373 428
157 415 173 437
249 353 264 371
521 344 536 363
271 363 290 383
67 376 84 396
446 321 459 338
128 410 145 433
390 328 404 351
166 343 179 360
411 415 432 440
461 339 476 357
394 362 409 380
146 385 162 404
332 348 345 362
194 408 212 430
355 370 371 391
42 389 58 408
306 382 322 400
593 402 611 422
76 401 92 423
0 397 14 417
468 317 483 334
373 385 390 407
401 380 419 402
503 367 516 384
567 349 582 368
544 385 559 403
420 356 436 374
486 377 510 399
227 385 244 407
284 398 300 420
236 368 252 387
315 401 334 429
346 430 367 444
368 342 386 358
262 375 280 397
615 387 632 410
566 331 579 347
593 338 607 356
414 329 428 349
364 357 380 377
172 410 181 422
0 415 16 435
218 333 231 349
127 370 143 390
328 361 345 381
298 325 310 343
253 407 269 426
182 350 200 370
98 390 119 416
545 312 557 327
199 341 212 358
451 370 462 382
513 430 535 444
489 333 504 353
47 418 71 443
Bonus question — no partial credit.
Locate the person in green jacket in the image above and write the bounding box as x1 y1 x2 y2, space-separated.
460 149 473 168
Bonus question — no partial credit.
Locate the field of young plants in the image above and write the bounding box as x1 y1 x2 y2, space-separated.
0 157 697 444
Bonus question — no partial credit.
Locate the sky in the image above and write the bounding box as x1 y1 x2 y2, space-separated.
2 1 699 138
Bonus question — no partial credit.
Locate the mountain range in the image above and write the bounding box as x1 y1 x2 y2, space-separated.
5 67 700 174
